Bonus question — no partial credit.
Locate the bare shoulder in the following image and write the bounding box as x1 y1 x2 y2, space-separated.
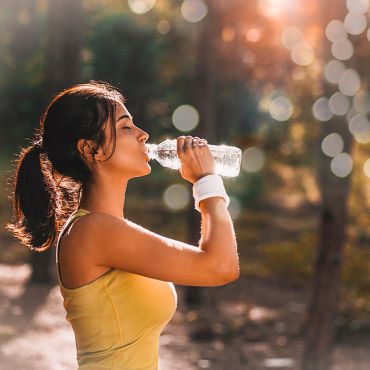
66 212 147 258
58 213 117 288
66 211 158 266
71 211 170 256
69 211 135 243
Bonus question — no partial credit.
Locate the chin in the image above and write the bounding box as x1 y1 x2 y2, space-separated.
143 164 152 176
131 163 152 178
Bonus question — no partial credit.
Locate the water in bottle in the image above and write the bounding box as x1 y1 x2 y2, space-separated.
146 139 242 177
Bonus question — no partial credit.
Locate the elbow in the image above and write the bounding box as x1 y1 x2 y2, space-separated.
228 267 241 282
220 265 240 285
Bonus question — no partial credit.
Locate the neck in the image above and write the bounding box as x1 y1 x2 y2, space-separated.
79 176 128 219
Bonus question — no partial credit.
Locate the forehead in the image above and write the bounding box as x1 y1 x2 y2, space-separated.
115 102 130 116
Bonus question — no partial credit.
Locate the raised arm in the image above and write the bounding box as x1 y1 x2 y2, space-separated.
72 135 239 286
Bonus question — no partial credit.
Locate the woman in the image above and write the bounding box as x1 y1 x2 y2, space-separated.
6 81 239 369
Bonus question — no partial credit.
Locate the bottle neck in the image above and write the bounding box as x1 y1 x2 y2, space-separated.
146 143 158 160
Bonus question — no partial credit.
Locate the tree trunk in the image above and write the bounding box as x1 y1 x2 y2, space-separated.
30 0 83 284
302 122 354 370
302 1 353 369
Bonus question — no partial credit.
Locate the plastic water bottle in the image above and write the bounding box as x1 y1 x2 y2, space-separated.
146 139 242 177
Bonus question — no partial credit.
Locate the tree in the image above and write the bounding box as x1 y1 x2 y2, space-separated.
302 1 354 369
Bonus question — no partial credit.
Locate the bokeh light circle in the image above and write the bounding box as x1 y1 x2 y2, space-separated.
246 28 263 43
258 0 294 17
331 39 354 60
281 26 303 50
328 92 350 115
324 60 346 84
163 184 190 210
325 20 347 42
353 90 370 113
228 196 242 221
363 158 370 178
181 0 208 23
338 69 361 96
348 113 370 143
269 96 293 121
157 20 171 34
346 0 369 14
241 147 265 172
321 133 344 157
312 97 333 121
172 104 199 132
330 153 353 178
128 0 156 14
291 43 315 66
344 13 367 35
346 107 358 123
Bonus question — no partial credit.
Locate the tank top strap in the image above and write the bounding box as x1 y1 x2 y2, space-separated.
55 208 90 272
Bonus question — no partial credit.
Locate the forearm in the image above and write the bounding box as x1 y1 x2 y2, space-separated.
198 197 240 278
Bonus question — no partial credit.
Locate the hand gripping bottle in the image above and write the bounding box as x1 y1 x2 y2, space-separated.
146 139 242 177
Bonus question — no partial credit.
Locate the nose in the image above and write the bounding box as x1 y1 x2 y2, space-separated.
139 129 149 143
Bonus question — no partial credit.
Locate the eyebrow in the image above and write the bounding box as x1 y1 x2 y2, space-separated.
117 114 133 122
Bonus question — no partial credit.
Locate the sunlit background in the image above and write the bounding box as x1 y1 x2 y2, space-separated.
0 1 370 369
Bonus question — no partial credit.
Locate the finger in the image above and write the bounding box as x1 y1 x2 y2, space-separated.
192 137 201 149
177 136 186 155
191 140 202 150
184 136 194 151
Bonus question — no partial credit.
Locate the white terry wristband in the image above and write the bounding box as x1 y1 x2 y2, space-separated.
192 174 230 212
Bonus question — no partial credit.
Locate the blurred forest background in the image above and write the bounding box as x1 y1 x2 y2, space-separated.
0 0 369 369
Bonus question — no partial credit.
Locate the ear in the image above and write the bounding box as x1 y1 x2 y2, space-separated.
77 138 104 164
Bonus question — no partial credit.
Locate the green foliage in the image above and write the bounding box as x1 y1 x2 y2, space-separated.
342 245 370 296
84 10 214 147
252 235 370 293
226 170 264 208
216 80 263 141
87 14 159 89
0 5 47 157
259 232 316 283
86 13 175 140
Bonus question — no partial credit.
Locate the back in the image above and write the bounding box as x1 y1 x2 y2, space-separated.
56 209 177 370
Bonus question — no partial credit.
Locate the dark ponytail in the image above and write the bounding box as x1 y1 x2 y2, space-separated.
6 143 56 251
6 81 125 252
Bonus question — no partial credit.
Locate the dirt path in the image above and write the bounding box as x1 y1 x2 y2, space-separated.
0 263 369 370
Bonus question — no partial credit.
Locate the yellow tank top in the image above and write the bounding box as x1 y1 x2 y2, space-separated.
55 209 178 370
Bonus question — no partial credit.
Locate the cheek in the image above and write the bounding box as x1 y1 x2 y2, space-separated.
108 139 141 168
